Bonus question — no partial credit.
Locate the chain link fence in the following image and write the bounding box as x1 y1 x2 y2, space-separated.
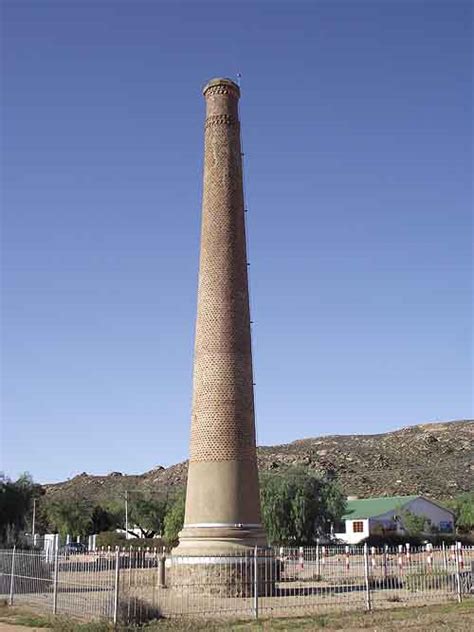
1 544 472 623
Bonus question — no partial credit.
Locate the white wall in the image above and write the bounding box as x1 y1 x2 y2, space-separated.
404 497 454 533
334 497 454 543
368 498 454 536
334 518 369 544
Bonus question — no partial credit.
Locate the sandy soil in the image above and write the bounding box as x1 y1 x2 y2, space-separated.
0 625 51 631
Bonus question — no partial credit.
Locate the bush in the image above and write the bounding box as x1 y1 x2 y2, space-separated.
362 532 474 548
118 597 163 624
361 533 425 547
428 533 474 546
95 531 126 548
120 538 165 550
163 491 186 548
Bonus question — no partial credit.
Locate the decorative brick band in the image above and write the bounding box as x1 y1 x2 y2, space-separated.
205 114 238 128
204 84 239 98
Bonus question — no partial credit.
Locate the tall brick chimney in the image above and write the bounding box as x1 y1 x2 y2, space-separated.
174 78 266 554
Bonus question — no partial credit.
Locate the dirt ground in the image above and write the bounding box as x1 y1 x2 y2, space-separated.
0 625 51 632
0 600 473 631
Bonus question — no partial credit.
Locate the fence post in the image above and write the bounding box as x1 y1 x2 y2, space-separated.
52 542 59 615
441 540 448 573
454 542 462 603
316 540 321 578
398 544 404 576
426 542 433 573
442 541 448 573
253 545 259 620
158 553 166 588
363 543 372 611
383 544 388 581
127 547 132 622
113 548 120 624
9 545 16 606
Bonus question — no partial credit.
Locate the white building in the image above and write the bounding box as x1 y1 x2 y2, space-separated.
334 495 455 544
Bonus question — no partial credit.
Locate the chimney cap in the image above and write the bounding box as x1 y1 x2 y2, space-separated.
203 77 240 98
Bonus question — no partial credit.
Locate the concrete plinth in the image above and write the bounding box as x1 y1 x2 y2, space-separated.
175 524 267 557
166 555 281 597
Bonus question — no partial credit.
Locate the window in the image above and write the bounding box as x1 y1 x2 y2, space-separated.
352 521 364 533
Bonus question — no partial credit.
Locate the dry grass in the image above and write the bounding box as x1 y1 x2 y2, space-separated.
0 602 109 631
142 600 474 630
0 600 473 631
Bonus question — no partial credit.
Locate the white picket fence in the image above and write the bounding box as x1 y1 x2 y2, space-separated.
0 543 472 623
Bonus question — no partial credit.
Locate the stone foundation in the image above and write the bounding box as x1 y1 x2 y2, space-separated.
166 556 281 597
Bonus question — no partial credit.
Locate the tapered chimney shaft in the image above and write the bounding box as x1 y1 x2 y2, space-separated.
175 78 266 554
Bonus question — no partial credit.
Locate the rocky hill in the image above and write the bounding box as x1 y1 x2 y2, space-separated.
43 420 473 504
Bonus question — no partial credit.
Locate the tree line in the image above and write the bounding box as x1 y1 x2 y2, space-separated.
2 469 473 548
1 468 345 547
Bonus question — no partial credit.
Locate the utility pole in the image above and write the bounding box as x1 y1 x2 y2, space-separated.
32 499 36 545
123 489 144 539
125 490 129 540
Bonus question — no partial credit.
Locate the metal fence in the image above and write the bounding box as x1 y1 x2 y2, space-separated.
1 544 472 623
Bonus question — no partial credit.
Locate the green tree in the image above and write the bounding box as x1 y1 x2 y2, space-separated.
45 498 94 537
100 501 125 530
399 509 430 536
127 496 168 538
260 467 346 545
0 473 43 546
91 505 119 534
163 490 186 547
449 492 474 534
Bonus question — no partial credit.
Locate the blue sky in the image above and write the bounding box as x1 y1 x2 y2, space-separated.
1 1 472 483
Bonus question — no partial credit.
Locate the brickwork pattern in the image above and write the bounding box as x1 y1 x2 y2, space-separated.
189 81 257 463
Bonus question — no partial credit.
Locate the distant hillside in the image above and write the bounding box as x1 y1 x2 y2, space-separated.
43 420 473 504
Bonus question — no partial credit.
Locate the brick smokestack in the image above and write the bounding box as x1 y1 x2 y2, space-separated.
174 78 266 554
